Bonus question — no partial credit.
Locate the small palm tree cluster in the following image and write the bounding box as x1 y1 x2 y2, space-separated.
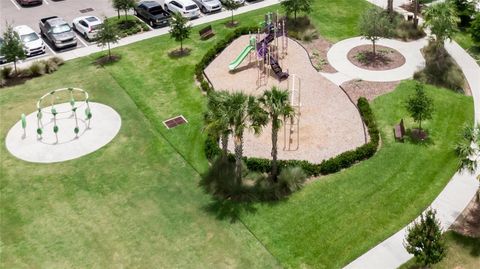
455 124 480 194
202 87 305 201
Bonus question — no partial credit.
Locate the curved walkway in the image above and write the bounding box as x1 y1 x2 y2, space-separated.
335 33 480 269
323 37 427 84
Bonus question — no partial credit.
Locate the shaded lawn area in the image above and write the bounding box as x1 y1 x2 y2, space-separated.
0 60 280 268
239 81 473 268
455 30 480 64
399 231 480 269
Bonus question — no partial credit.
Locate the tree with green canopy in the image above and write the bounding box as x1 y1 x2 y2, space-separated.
281 0 312 23
96 18 120 60
169 12 192 54
423 1 459 45
0 23 26 75
358 7 394 57
405 83 434 132
222 0 243 27
404 209 446 267
259 87 294 182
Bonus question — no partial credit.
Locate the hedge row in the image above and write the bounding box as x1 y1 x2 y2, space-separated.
205 97 380 177
195 26 258 92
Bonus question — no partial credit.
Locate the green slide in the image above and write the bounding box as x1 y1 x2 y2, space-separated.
229 45 254 70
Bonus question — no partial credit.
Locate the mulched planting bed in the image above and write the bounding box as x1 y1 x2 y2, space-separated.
347 44 406 71
341 80 401 101
299 37 336 73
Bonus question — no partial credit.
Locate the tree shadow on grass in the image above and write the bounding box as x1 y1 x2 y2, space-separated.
93 54 121 67
168 48 192 59
449 231 480 257
404 128 435 147
203 199 257 223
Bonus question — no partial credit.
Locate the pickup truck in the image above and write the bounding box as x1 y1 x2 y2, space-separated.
134 1 171 28
39 16 77 49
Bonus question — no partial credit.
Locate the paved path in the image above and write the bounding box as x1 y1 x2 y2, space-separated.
324 37 427 83
342 1 480 269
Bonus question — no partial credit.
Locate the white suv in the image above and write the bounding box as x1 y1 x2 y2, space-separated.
13 25 46 57
165 0 200 19
72 16 103 40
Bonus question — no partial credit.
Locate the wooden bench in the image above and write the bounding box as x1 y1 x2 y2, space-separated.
393 119 406 142
199 25 214 40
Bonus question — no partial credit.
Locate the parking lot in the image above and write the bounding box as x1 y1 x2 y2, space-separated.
0 0 266 65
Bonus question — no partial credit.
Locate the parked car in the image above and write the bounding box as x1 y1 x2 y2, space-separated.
16 0 43 6
193 0 222 14
0 38 6 64
39 16 77 50
134 1 171 28
72 16 103 40
221 0 244 5
164 0 200 19
13 25 46 57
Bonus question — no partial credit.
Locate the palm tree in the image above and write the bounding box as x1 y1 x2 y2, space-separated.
228 92 267 184
259 87 294 182
204 91 232 158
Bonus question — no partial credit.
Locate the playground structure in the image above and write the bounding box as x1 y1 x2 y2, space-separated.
34 87 92 143
228 12 289 86
284 74 301 151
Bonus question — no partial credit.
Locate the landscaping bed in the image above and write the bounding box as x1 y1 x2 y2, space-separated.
347 44 406 71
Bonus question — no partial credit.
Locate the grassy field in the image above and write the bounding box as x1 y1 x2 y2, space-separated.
455 30 480 64
399 231 480 269
0 58 281 268
1 1 475 268
240 82 473 268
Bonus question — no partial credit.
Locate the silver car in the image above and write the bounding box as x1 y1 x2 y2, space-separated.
193 0 222 13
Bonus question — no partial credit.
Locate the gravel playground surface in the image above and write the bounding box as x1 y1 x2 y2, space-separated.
205 35 367 163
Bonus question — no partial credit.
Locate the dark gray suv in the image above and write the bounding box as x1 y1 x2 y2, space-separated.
134 1 171 28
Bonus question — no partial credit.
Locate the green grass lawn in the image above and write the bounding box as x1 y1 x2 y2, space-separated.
239 81 473 268
399 231 480 269
0 58 281 268
1 1 475 268
455 30 480 64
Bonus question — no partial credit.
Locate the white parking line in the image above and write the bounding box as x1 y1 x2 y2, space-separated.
44 0 49 5
43 41 57 55
9 0 21 10
76 34 89 47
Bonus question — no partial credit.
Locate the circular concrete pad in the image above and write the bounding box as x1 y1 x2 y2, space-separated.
6 102 121 163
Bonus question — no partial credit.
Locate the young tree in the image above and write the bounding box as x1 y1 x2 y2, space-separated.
121 0 136 21
455 124 480 194
0 23 26 75
404 209 446 267
281 0 312 23
169 12 191 54
96 18 120 60
259 87 294 182
405 82 434 131
358 7 394 57
423 2 459 45
222 0 242 27
204 91 232 158
228 92 267 184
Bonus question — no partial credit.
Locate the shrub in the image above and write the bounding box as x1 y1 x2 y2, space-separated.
1 66 12 79
395 20 426 41
43 59 58 74
300 29 318 42
29 61 45 77
416 41 465 92
50 56 64 66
